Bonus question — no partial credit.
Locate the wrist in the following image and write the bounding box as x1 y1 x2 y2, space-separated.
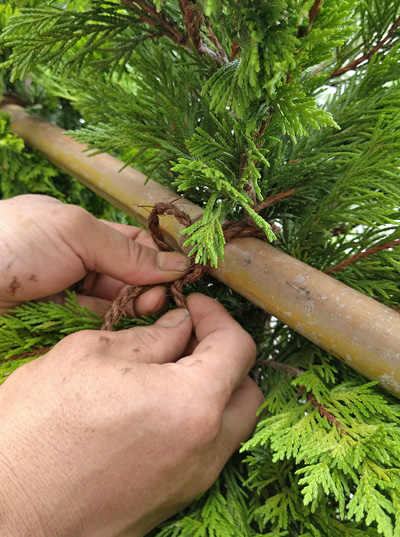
0 454 46 537
0 412 78 537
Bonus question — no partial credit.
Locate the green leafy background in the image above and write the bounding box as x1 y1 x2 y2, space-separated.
1 1 400 535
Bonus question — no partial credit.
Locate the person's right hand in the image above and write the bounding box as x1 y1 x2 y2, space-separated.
0 293 264 537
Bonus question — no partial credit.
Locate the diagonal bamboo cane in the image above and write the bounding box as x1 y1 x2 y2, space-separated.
2 102 400 397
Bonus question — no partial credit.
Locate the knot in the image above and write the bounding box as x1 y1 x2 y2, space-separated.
102 202 268 330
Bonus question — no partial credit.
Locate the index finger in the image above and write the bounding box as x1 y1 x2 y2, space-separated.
177 294 257 403
100 221 158 251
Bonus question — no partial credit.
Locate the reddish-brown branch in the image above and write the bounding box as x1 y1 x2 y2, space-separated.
179 0 202 48
306 393 348 435
121 0 229 66
121 0 185 44
1 94 28 108
297 0 323 38
263 360 348 435
330 15 400 78
254 113 274 150
205 21 229 64
308 0 323 30
181 5 228 66
238 153 247 182
1 346 50 364
230 40 240 61
262 359 304 377
325 239 400 275
256 188 295 213
254 115 273 142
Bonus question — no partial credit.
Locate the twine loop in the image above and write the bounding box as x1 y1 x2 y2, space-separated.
102 202 268 330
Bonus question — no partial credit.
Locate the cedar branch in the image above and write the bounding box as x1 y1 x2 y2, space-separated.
297 0 323 38
254 114 273 142
1 346 51 364
325 239 400 275
179 0 202 48
120 0 185 44
205 21 229 65
256 188 295 213
306 393 348 435
230 40 240 61
262 359 304 378
263 360 348 435
121 0 228 65
330 15 400 78
179 1 228 65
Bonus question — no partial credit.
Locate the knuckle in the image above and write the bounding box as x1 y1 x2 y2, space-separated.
188 403 222 446
64 204 92 230
131 326 160 347
240 330 257 368
127 239 146 269
56 330 99 354
136 228 154 245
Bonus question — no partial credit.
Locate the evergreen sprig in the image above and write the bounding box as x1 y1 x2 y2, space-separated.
2 2 148 80
0 291 154 383
0 110 62 198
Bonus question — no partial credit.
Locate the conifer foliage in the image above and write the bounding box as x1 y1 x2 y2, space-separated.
1 1 400 535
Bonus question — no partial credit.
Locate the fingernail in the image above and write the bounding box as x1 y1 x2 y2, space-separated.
157 308 190 327
157 252 190 272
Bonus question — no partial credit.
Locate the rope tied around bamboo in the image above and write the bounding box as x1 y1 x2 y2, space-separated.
102 201 269 330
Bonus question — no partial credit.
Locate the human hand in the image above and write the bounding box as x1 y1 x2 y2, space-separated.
0 195 190 316
0 293 264 537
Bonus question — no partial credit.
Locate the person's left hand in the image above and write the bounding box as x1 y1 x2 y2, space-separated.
0 195 191 316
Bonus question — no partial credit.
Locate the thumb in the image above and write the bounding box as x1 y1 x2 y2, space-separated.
99 308 193 364
71 214 190 286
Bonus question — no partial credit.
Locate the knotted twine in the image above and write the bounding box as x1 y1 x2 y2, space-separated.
102 201 268 330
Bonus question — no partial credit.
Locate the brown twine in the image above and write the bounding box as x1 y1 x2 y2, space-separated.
102 202 268 330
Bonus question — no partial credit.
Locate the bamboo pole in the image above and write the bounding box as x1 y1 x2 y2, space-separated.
2 103 400 397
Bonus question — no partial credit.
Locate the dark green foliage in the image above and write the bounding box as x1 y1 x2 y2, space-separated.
0 291 154 382
2 0 400 535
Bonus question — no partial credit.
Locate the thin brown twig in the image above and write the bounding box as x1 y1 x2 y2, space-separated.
308 0 323 30
1 346 50 364
121 0 185 44
262 360 348 435
230 40 240 61
179 0 202 48
124 0 229 65
254 114 273 141
205 21 229 64
262 359 304 377
179 3 228 66
238 153 247 182
325 239 400 275
306 393 348 435
297 0 323 38
256 188 295 213
330 15 400 78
